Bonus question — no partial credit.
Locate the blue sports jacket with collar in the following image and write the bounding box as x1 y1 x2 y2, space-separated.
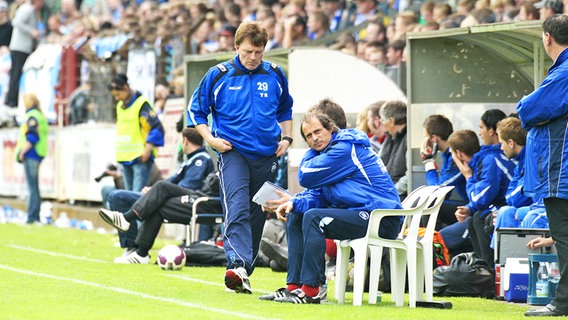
425 148 467 201
167 147 214 190
291 129 402 214
517 48 568 201
187 55 293 160
504 147 535 208
465 144 515 216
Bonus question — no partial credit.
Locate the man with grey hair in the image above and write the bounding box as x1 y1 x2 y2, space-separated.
379 100 408 198
366 100 387 155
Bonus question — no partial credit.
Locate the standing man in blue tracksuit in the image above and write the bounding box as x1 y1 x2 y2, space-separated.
519 15 568 317
188 21 293 294
264 111 401 304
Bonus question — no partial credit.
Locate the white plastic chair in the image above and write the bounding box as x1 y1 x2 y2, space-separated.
415 186 455 302
334 185 438 306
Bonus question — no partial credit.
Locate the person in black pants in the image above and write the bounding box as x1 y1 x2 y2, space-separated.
100 173 221 264
99 127 215 264
518 14 568 317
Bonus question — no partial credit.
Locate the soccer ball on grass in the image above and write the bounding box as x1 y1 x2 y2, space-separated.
157 244 186 270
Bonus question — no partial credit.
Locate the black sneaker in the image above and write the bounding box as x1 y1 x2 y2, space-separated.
274 288 320 304
259 287 290 301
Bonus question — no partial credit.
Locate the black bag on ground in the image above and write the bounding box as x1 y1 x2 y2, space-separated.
433 252 495 298
183 241 226 266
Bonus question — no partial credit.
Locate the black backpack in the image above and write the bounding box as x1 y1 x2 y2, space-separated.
433 252 495 298
183 241 226 266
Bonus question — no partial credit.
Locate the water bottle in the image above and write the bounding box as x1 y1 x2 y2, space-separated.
4 205 13 222
536 262 549 298
548 261 561 297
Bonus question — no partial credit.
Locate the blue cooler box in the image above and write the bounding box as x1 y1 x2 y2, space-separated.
504 258 529 302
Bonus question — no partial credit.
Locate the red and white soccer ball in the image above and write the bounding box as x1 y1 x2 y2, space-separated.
157 244 186 270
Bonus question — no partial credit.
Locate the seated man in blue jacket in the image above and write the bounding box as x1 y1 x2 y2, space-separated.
262 111 402 304
99 127 215 264
439 129 515 267
492 117 543 238
421 114 467 230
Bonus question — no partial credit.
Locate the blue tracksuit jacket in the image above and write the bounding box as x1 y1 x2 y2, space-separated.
425 148 467 201
465 144 515 216
292 129 402 214
187 55 293 159
166 147 214 190
517 48 568 201
504 147 534 208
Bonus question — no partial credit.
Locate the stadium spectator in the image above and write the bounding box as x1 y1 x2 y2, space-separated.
384 39 406 89
0 1 12 49
365 40 387 70
320 0 343 32
153 82 171 117
5 0 44 109
216 25 237 53
517 1 540 21
419 1 436 25
534 0 564 19
364 18 387 43
343 0 379 29
392 10 419 40
282 14 309 48
307 10 331 41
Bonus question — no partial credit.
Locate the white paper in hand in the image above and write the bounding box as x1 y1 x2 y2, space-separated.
252 181 292 207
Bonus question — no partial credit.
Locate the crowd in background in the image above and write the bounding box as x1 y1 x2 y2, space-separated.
0 0 561 126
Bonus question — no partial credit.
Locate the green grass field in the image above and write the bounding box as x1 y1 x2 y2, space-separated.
0 223 532 319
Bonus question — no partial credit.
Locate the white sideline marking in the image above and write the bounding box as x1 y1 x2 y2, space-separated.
162 274 272 294
5 244 108 264
6 244 274 295
0 264 280 320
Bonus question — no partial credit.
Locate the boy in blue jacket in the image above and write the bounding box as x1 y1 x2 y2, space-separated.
491 117 542 239
421 114 467 230
439 129 515 266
